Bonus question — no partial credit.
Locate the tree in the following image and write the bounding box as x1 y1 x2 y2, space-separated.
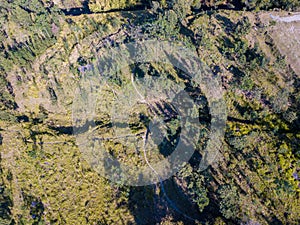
178 165 209 212
218 185 240 219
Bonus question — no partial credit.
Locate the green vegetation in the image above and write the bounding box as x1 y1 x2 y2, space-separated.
0 0 299 224
89 0 141 12
240 0 300 10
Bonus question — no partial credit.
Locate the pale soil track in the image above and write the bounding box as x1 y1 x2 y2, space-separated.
261 12 300 76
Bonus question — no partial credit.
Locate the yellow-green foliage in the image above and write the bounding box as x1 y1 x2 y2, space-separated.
89 0 139 12
0 124 135 224
1 3 300 225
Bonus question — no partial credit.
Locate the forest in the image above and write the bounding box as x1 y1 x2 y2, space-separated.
0 0 299 224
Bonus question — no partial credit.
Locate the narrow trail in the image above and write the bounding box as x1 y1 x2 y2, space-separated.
130 74 200 222
142 128 199 222
270 14 300 23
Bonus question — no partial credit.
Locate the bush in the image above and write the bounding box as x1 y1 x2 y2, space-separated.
218 185 240 219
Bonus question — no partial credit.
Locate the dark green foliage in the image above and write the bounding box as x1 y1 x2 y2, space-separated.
178 165 209 212
218 185 240 219
0 0 62 71
0 158 14 225
22 193 44 225
241 0 300 10
0 1 299 224
234 17 251 37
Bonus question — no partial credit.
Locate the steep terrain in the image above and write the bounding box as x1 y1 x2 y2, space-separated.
0 0 300 224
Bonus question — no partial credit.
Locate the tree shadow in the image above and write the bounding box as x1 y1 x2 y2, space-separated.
127 145 223 224
215 14 236 34
128 185 159 225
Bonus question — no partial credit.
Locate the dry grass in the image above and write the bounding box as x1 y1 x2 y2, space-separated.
260 12 300 76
